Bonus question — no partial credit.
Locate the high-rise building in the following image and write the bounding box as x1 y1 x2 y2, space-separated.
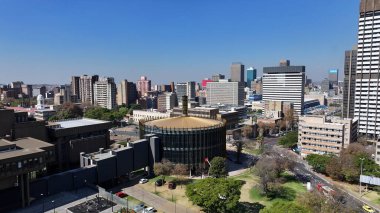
79 75 98 104
252 78 263 94
321 78 331 93
94 77 117 109
157 92 177 112
231 62 244 82
71 76 80 100
206 80 245 106
137 76 151 97
262 60 305 117
355 0 380 138
117 80 137 107
343 47 357 119
176 83 187 102
328 69 339 86
187 81 196 99
212 74 225 82
170 82 175 93
246 67 257 88
21 84 33 98
280 59 290 67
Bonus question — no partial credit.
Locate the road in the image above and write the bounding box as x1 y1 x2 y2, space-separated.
262 136 372 212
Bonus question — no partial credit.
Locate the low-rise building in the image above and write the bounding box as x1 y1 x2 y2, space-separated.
132 110 171 123
171 107 219 119
0 137 55 207
298 115 358 157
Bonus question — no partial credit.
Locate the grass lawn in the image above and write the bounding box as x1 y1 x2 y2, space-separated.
138 176 201 212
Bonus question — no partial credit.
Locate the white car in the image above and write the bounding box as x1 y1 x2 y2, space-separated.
139 178 148 184
144 207 156 213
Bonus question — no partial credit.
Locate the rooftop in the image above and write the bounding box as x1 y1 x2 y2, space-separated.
145 116 223 129
49 118 109 128
0 137 54 160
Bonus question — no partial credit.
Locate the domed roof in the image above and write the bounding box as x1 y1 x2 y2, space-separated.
144 116 223 129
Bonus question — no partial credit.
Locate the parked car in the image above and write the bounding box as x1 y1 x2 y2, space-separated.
115 191 128 198
362 205 375 213
144 207 156 213
155 179 164 186
139 178 148 184
133 203 145 212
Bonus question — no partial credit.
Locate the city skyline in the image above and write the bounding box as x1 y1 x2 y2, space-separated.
0 1 358 84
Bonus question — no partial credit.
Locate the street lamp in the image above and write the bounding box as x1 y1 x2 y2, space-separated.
41 193 44 213
51 200 55 213
360 157 365 196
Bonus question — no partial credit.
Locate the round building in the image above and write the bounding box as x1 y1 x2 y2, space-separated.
140 116 226 170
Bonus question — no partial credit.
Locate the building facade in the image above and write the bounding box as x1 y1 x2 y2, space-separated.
212 74 225 82
79 75 98 104
246 67 257 88
117 80 137 107
262 61 305 117
231 62 244 82
137 76 151 97
94 77 117 109
343 47 357 119
70 76 80 100
132 110 171 123
206 80 245 106
298 116 358 157
354 0 380 138
328 69 339 86
157 92 176 112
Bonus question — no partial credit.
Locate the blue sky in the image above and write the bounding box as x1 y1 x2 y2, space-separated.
0 0 359 85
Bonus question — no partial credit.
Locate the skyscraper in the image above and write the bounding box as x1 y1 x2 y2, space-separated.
212 74 225 82
343 47 357 119
71 76 80 100
79 75 98 104
231 62 244 82
94 77 117 109
137 76 151 97
262 60 305 117
176 82 195 106
206 80 245 106
246 67 257 88
117 80 137 107
328 69 339 86
157 92 176 112
354 0 380 138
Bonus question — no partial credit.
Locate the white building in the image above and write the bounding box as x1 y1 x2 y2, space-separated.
206 80 245 106
94 77 117 109
132 110 171 123
262 61 305 117
298 115 358 157
354 1 380 138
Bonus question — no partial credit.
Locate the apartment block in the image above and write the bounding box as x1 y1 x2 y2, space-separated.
298 115 358 157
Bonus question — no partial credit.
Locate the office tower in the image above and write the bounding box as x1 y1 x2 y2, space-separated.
170 82 175 92
321 78 331 93
262 60 305 117
157 92 176 112
11 81 23 89
206 80 245 105
355 0 380 138
117 80 137 107
187 81 196 99
71 76 80 100
137 76 151 97
246 67 257 88
94 77 117 109
280 59 290 67
343 47 357 119
231 62 244 82
212 74 225 82
328 69 339 86
160 84 171 92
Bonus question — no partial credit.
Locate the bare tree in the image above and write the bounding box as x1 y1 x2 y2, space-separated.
242 125 253 139
284 109 294 130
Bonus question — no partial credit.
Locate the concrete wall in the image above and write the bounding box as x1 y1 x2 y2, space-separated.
0 109 15 137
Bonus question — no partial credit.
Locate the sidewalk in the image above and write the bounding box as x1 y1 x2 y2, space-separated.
123 185 199 213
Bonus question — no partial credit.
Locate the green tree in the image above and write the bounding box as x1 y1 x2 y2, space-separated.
278 131 298 148
209 157 228 178
260 200 310 213
305 154 333 174
186 178 243 213
49 103 83 120
128 104 142 114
